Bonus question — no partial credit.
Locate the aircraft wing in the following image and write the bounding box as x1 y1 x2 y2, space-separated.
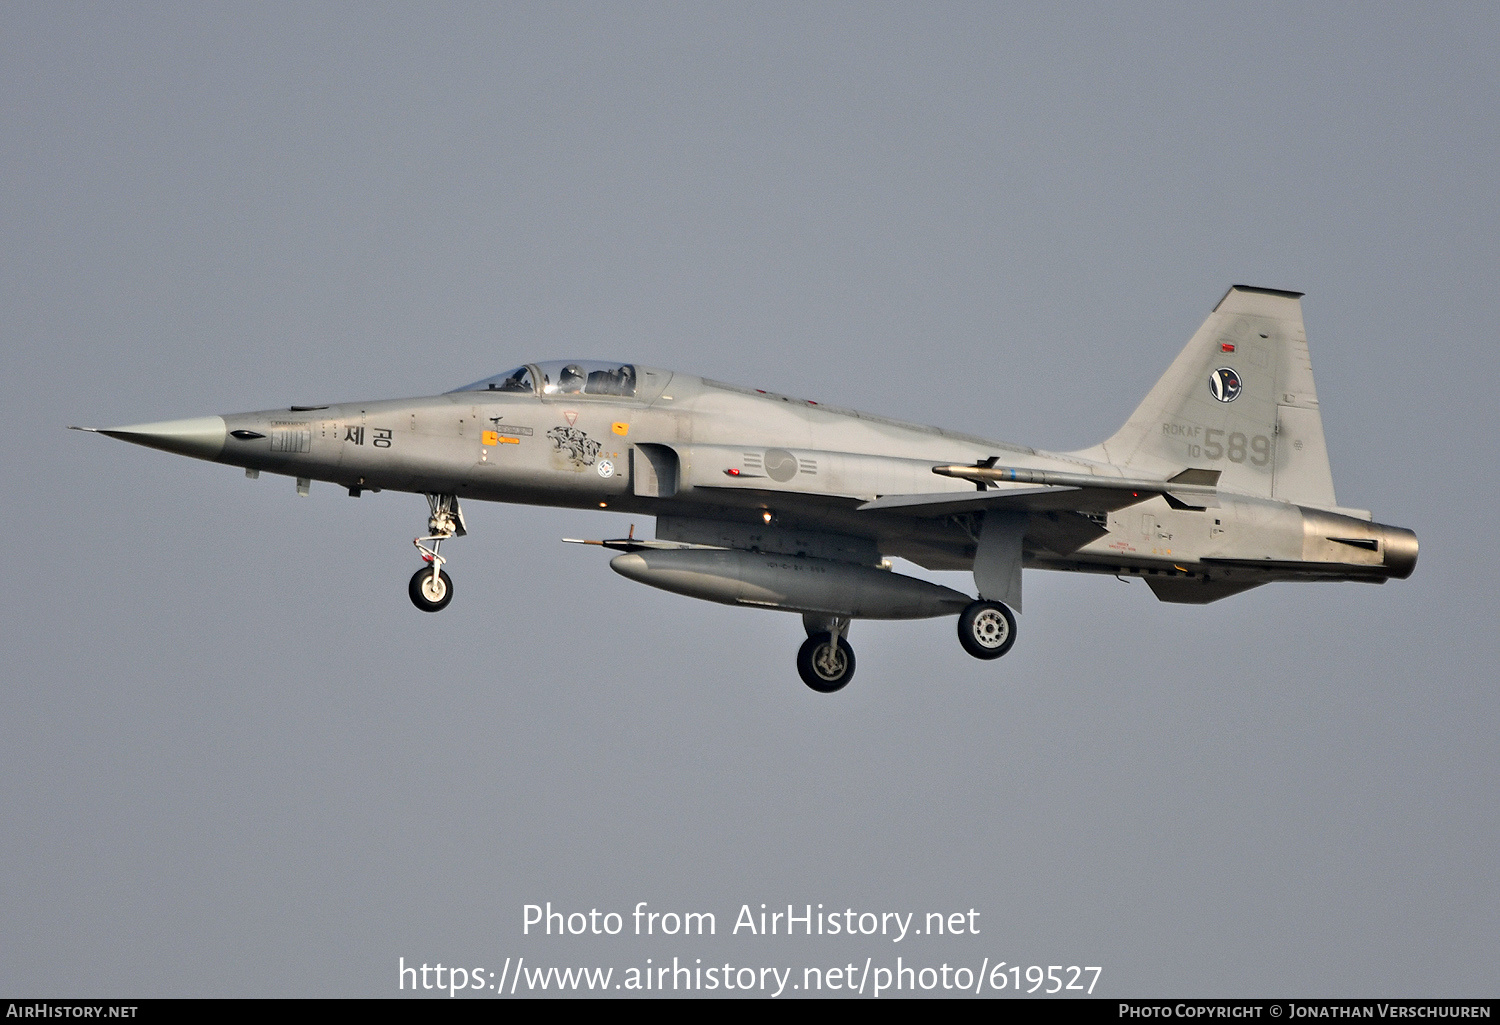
851 487 1125 560
659 447 1223 563
855 465 1224 559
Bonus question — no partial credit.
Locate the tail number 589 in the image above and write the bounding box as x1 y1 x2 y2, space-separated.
1191 430 1270 465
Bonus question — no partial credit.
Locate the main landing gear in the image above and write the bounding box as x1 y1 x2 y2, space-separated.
798 614 855 693
794 602 1017 691
957 599 1017 659
409 493 465 613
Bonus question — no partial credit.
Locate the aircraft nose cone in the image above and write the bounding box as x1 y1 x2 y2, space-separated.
85 416 228 461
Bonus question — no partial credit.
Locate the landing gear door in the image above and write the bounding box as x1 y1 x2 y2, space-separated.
973 511 1025 612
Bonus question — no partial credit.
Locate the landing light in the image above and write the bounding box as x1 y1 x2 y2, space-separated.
762 510 773 524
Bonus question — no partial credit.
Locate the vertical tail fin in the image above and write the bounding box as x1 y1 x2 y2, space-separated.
1077 285 1338 510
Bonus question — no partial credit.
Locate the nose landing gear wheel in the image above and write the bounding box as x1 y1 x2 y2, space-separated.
409 567 454 612
409 493 463 613
797 633 855 693
958 600 1016 659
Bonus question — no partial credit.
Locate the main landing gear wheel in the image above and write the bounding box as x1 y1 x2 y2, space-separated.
797 633 855 693
958 600 1016 659
409 567 453 612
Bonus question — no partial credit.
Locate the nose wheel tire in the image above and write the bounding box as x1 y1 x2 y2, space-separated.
797 633 855 693
958 600 1016 659
409 567 454 612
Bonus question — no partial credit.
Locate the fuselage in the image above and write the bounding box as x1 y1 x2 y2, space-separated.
185 361 1413 593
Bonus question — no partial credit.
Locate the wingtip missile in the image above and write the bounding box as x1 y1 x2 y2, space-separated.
935 462 1220 500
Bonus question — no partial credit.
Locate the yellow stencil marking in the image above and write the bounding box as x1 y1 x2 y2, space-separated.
481 430 499 446
611 422 629 436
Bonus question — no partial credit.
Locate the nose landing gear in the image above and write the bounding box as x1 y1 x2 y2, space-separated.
409 493 465 613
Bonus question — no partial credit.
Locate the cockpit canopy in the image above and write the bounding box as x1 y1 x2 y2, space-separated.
452 361 638 399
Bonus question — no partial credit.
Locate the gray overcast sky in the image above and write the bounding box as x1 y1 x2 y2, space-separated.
2 2 1496 998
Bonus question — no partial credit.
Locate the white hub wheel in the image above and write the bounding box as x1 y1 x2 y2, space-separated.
409 567 454 613
957 600 1017 660
797 633 856 692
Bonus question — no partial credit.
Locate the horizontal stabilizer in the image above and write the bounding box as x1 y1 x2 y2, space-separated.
1168 468 1221 486
1163 491 1219 510
1146 577 1266 604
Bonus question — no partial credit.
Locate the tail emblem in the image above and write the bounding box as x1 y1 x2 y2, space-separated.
1209 367 1243 402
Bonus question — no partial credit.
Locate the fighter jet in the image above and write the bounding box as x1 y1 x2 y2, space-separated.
74 286 1415 692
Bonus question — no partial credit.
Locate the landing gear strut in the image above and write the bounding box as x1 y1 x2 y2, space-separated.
409 493 465 613
957 600 1016 659
798 614 855 693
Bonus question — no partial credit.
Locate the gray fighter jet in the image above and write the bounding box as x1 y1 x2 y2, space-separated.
75 286 1415 692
